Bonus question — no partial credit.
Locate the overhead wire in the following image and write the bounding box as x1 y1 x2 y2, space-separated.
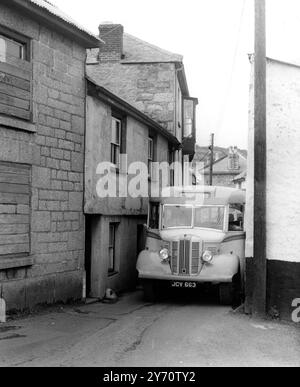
215 0 247 142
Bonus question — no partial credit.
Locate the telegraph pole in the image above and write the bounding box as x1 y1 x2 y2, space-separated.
253 0 267 317
209 133 214 186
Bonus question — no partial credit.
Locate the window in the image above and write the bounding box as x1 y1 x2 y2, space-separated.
177 86 182 128
111 118 122 167
228 205 244 231
195 206 225 231
0 27 32 122
108 223 119 274
228 154 240 170
162 205 193 229
0 162 31 258
0 34 27 62
148 202 160 230
169 149 175 187
148 137 154 179
183 99 195 138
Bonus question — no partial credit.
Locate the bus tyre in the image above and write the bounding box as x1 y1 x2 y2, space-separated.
219 283 233 306
142 280 157 302
232 272 243 308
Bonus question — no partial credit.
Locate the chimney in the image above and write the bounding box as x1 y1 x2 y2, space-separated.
228 146 240 170
98 22 124 62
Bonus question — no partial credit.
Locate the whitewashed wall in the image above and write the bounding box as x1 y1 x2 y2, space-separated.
246 58 300 263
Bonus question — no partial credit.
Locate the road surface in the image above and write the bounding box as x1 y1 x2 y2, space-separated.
0 290 299 367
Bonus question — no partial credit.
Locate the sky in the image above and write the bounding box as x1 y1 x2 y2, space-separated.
51 0 300 149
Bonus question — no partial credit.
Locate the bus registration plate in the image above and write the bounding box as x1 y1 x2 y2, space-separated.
171 281 197 289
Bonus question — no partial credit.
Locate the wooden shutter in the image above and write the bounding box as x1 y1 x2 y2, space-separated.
0 162 30 257
0 57 32 121
0 27 32 122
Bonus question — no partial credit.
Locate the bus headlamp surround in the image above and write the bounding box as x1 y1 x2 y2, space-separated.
202 250 214 263
159 248 169 261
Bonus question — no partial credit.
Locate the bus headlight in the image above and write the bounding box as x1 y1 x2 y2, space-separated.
202 250 214 263
159 248 169 261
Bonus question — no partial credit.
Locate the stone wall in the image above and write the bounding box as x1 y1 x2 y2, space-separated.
85 92 171 298
87 62 176 134
0 3 87 311
85 95 170 216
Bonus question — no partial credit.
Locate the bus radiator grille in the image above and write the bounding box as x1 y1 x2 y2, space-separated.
171 241 201 276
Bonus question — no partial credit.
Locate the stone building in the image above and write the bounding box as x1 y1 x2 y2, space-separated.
246 56 300 320
232 171 247 190
84 79 180 298
0 0 99 311
194 147 247 188
87 23 198 167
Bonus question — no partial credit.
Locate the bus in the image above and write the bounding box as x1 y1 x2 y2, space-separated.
136 186 246 305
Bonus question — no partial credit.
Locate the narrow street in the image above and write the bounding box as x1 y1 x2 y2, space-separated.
0 290 299 367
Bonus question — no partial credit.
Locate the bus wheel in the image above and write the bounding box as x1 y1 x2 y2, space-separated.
142 280 157 302
219 283 233 306
232 272 243 308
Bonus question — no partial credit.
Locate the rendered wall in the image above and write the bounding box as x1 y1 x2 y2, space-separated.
246 58 300 319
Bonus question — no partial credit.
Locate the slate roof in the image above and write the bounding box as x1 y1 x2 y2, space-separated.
12 0 100 47
87 33 183 64
122 33 183 63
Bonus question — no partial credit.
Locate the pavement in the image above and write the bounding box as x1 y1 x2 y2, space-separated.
0 290 299 367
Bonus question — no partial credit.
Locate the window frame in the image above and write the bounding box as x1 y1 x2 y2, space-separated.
110 111 127 169
148 132 157 181
0 25 34 127
183 97 196 138
228 154 240 171
111 117 122 167
0 25 31 62
148 136 154 180
169 148 175 187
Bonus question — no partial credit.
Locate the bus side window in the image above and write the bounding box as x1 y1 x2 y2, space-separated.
149 202 160 230
229 204 244 231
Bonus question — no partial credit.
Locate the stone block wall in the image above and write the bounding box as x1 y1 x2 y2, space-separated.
87 62 176 134
0 3 87 311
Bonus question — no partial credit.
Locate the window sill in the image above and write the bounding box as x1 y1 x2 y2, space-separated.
0 256 34 270
0 115 36 133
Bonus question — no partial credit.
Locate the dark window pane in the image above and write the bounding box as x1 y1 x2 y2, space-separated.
108 223 118 273
148 138 153 160
149 202 160 229
229 205 244 231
